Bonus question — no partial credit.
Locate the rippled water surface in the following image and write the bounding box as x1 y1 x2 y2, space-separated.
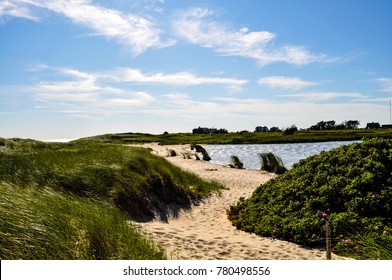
204 141 359 170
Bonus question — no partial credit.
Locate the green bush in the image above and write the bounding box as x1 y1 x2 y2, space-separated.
228 138 392 259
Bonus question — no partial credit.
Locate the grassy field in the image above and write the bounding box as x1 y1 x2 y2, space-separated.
0 138 223 259
77 128 392 145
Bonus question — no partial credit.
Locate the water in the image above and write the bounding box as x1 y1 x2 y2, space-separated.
204 141 359 170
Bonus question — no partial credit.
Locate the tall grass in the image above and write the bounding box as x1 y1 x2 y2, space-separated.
0 182 166 259
0 138 224 259
230 155 244 169
190 144 211 161
258 152 287 174
0 139 223 220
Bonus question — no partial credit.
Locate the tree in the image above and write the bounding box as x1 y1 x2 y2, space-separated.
344 120 360 129
283 125 298 135
325 120 336 130
309 120 336 130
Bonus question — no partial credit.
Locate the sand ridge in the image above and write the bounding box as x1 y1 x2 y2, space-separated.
131 143 345 260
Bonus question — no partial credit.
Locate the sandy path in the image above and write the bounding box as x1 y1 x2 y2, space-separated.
131 143 344 260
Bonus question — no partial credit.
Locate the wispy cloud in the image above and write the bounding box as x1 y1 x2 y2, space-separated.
258 76 319 91
172 7 334 66
7 0 173 55
376 78 392 93
0 0 39 21
31 67 155 116
105 68 248 90
279 92 366 102
37 68 121 94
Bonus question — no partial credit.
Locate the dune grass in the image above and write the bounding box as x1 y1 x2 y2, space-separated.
258 152 287 174
230 155 244 169
0 138 222 219
0 182 166 260
0 138 223 259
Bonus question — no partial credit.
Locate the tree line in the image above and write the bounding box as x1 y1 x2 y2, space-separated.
282 120 360 135
308 120 360 130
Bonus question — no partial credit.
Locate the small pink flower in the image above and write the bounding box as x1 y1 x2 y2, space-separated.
321 218 325 221
383 230 388 234
371 194 376 199
354 246 359 251
322 213 328 218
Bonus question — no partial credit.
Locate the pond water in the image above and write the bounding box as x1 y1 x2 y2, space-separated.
203 141 360 170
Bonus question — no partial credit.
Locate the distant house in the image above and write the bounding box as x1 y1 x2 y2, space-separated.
255 126 269 132
192 127 218 134
366 122 381 129
382 124 392 129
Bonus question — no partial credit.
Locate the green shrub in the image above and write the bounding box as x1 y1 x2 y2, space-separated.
228 138 392 259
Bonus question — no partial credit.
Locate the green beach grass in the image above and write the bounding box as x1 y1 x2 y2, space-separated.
0 182 166 260
0 138 223 259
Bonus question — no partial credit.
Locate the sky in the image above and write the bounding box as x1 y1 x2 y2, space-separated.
1 0 392 140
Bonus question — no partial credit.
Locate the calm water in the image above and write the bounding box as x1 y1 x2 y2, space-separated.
204 141 359 170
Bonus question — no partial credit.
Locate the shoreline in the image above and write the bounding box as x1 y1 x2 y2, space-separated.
131 143 347 260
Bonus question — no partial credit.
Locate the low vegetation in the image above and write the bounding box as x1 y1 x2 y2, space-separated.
228 138 392 259
190 144 211 161
0 138 223 259
78 128 392 145
0 182 166 260
259 152 287 174
230 155 244 169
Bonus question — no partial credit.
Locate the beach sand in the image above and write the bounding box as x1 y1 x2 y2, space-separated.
131 143 345 260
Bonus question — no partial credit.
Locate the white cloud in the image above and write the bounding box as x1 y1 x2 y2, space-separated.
258 76 318 91
104 68 248 90
0 0 39 21
279 92 366 102
172 7 333 66
31 67 155 115
376 78 392 93
37 67 121 94
9 0 172 55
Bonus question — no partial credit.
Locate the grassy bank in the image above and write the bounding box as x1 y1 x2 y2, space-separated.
0 182 166 260
228 138 392 259
77 128 392 145
0 138 223 259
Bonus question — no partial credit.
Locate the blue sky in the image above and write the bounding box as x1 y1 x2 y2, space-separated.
1 0 392 140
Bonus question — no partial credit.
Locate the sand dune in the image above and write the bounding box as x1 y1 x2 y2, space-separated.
132 143 346 260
